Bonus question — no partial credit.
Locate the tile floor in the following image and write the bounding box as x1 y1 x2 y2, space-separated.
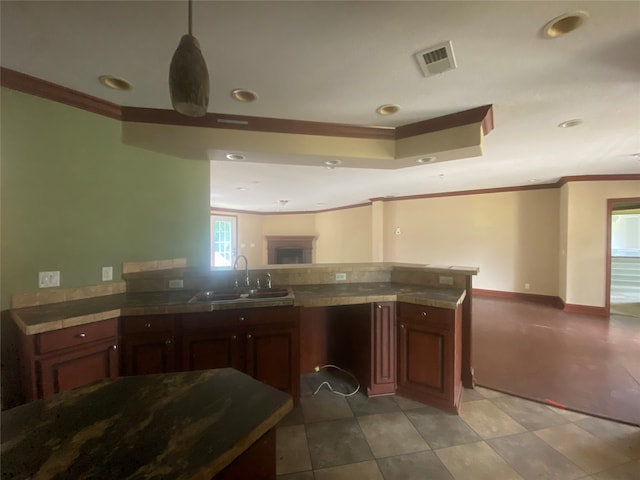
275 375 640 480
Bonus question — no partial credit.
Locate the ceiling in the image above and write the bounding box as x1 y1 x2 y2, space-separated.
2 1 639 212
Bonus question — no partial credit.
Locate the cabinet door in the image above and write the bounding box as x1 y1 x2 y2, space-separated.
181 328 243 372
398 319 450 394
245 324 299 398
369 302 396 396
38 340 119 398
122 335 175 376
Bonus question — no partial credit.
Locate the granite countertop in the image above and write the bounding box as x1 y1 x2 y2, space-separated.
0 368 292 480
12 283 465 335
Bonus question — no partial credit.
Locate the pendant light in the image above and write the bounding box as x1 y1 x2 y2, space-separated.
169 0 210 117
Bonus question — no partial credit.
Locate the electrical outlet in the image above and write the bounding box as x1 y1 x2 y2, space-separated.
395 227 401 235
525 283 530 290
439 275 454 286
39 271 60 288
335 273 347 281
102 266 113 281
168 279 184 289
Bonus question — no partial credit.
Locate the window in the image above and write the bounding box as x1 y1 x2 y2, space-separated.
211 215 237 267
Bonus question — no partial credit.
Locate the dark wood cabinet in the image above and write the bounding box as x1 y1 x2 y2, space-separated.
370 301 396 396
179 307 300 401
303 302 396 397
38 340 118 398
245 323 298 395
396 302 462 413
20 318 119 400
120 315 176 376
181 327 242 371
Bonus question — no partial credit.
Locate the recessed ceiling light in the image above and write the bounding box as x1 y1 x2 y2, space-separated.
528 179 539 183
226 153 245 161
324 159 342 166
231 89 257 102
416 156 436 164
236 187 248 191
558 119 583 128
631 153 640 159
98 75 133 91
376 104 401 116
543 11 588 38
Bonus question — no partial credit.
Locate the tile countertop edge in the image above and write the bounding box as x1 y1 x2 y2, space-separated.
12 285 466 335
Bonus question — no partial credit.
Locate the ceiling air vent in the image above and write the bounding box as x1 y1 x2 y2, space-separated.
415 40 457 77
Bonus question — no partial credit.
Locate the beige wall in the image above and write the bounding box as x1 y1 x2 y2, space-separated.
213 178 640 308
236 212 265 266
315 206 372 263
563 180 640 307
381 189 560 295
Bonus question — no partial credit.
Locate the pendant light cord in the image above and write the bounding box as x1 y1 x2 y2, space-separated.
188 0 192 36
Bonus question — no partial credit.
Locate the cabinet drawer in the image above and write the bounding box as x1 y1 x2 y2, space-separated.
121 315 174 335
37 318 118 355
181 307 298 331
397 303 453 326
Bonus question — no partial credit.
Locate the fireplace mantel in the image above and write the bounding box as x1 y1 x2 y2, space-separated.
266 236 315 264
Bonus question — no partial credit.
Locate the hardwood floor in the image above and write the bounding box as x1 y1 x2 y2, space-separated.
473 295 640 426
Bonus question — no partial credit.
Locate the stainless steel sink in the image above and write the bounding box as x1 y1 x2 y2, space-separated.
246 288 290 299
189 290 243 302
188 287 290 303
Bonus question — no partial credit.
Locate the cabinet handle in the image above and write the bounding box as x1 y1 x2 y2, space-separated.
400 324 405 329
145 322 151 328
77 333 86 338
231 335 237 340
377 304 382 309
421 312 427 316
112 344 118 350
246 334 252 339
239 316 245 321
165 339 172 345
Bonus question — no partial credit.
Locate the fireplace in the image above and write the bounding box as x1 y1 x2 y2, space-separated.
266 236 315 264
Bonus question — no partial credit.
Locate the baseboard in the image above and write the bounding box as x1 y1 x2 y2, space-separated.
473 289 563 308
562 303 608 317
473 289 609 317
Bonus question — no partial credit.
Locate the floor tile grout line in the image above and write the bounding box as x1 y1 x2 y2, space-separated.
285 379 640 479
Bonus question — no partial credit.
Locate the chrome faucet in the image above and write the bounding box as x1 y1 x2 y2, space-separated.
233 255 250 288
265 272 272 289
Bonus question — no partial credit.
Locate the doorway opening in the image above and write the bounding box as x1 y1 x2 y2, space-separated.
607 198 640 318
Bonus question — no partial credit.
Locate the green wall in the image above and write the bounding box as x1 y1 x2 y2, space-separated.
0 88 211 309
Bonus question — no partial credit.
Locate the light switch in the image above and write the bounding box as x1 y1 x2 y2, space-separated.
39 271 60 288
102 266 113 281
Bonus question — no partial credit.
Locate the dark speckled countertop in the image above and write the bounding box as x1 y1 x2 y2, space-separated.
0 368 292 480
11 283 465 335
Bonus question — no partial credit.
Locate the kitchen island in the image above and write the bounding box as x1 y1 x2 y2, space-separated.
0 368 292 480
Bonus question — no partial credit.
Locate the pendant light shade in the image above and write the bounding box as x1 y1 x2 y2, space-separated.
169 0 209 117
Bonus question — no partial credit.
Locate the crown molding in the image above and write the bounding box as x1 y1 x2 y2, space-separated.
2 67 492 142
1 67 121 120
212 174 640 215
